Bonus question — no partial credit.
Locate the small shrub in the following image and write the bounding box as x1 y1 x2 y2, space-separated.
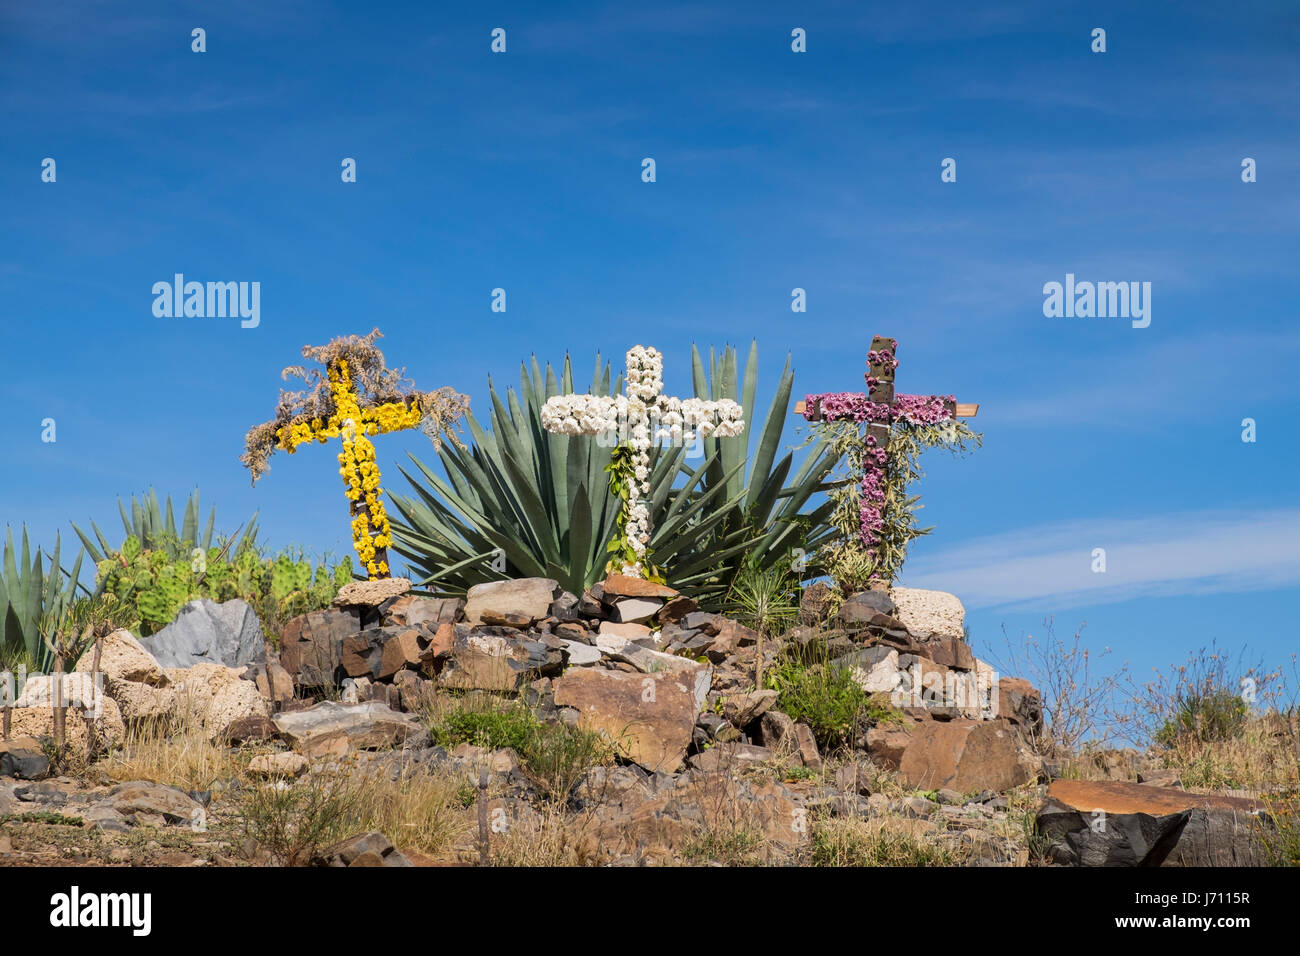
104 711 246 793
1155 687 1248 748
726 562 799 636
239 773 362 866
428 698 615 802
766 654 899 752
429 702 538 752
1258 794 1300 867
348 766 470 855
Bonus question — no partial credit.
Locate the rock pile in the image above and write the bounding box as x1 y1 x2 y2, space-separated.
269 573 1043 788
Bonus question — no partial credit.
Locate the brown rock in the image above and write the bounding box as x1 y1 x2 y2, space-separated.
757 709 797 752
897 719 1035 792
378 628 423 680
272 701 426 754
342 631 383 679
383 595 463 628
1047 780 1262 816
1040 780 1268 867
613 597 665 624
601 574 678 599
658 596 698 624
722 689 779 728
794 723 822 769
996 676 1044 735
279 607 360 687
255 660 295 705
799 581 834 625
220 714 279 745
464 578 557 626
598 621 653 641
714 618 759 648
864 726 912 770
554 622 589 641
248 752 310 778
918 635 975 671
421 621 455 662
553 667 699 773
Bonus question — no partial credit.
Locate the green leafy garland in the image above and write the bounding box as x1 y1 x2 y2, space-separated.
603 446 665 582
821 418 981 592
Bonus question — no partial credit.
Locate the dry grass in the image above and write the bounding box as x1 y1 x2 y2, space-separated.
101 715 249 793
1156 712 1300 794
810 814 967 866
348 765 471 855
485 804 602 866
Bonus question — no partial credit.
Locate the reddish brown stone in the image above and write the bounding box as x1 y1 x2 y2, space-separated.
1047 780 1263 816
383 594 463 628
897 719 1036 792
553 667 698 773
601 574 679 599
377 628 423 680
657 596 698 624
918 635 975 671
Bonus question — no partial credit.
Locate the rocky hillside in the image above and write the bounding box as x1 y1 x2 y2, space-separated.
0 575 1281 867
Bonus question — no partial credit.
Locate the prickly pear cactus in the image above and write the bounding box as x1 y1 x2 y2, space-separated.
93 538 353 636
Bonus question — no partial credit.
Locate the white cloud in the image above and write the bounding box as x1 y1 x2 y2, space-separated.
900 508 1300 610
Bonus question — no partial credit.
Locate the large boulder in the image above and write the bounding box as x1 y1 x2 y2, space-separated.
593 637 712 709
168 663 271 739
106 781 201 825
272 701 426 756
888 587 965 638
74 629 168 686
7 678 126 756
1037 780 1269 867
142 599 265 670
553 666 699 773
463 578 557 627
894 718 1038 792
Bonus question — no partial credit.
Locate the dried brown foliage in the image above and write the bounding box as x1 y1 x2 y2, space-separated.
240 327 469 483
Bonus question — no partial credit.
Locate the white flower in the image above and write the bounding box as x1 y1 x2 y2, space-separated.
542 343 747 579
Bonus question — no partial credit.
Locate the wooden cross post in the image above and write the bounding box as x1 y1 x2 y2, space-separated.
794 335 978 575
540 345 746 578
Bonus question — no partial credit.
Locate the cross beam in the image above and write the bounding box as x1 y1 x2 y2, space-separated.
793 334 979 567
795 399 979 418
540 345 745 578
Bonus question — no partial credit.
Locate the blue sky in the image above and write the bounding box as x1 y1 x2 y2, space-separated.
2 1 1297 691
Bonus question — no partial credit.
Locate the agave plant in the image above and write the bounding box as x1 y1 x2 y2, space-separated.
389 354 748 596
390 344 845 608
0 527 87 669
72 487 259 564
681 342 845 602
